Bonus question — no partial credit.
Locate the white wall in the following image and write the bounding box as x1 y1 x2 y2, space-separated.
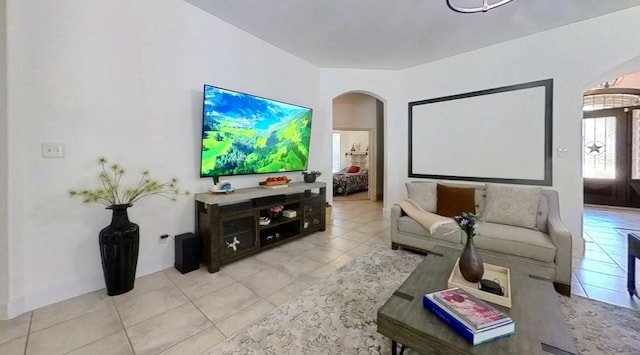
320 6 640 251
0 0 9 320
337 131 369 168
4 0 320 318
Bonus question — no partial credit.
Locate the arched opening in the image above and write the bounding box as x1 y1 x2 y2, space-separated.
577 72 640 300
331 92 385 203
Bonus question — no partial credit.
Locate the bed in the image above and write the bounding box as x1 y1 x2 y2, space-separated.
333 167 369 196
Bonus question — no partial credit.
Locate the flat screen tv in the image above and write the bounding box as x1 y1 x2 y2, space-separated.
200 84 313 178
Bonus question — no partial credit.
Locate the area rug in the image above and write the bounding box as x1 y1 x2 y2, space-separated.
208 246 640 354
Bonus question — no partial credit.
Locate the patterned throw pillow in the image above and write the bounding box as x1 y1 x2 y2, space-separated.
405 182 437 213
482 184 541 229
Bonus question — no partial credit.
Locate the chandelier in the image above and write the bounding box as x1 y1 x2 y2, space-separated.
599 77 624 89
446 0 515 13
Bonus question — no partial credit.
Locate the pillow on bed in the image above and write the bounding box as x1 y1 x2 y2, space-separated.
347 166 360 173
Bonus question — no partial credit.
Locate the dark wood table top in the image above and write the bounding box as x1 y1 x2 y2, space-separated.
377 245 577 355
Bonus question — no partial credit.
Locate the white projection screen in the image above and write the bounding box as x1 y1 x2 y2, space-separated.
409 79 552 185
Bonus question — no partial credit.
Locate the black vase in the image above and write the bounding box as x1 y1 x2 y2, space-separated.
459 235 484 283
303 173 317 183
99 204 139 296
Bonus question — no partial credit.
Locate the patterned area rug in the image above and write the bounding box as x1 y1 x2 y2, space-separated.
209 246 640 354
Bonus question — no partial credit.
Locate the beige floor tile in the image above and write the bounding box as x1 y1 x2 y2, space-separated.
239 267 295 298
115 285 187 327
345 243 374 257
323 237 360 252
221 257 270 280
0 311 31 345
265 280 310 306
303 233 336 246
193 282 261 323
331 219 363 230
164 266 228 290
159 326 225 355
178 271 236 301
328 253 356 269
303 246 345 263
0 336 26 355
340 230 373 244
279 239 318 254
66 330 133 355
277 255 324 277
126 303 211 355
357 223 387 234
254 247 295 266
30 289 112 332
26 303 122 355
112 271 173 304
327 225 350 237
215 300 275 337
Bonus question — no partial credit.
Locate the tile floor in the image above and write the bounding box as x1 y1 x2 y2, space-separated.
0 201 638 354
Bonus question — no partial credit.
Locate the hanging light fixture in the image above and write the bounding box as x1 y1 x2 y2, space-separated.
446 0 515 13
599 77 624 89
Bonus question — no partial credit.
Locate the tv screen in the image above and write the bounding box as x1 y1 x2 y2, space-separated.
200 84 313 177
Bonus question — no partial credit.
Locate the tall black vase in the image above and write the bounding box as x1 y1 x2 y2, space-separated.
99 204 139 296
459 235 484 283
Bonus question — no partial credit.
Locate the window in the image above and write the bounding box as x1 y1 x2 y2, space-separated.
332 132 341 173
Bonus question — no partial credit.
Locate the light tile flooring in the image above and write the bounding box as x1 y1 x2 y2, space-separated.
1 201 639 354
575 205 640 310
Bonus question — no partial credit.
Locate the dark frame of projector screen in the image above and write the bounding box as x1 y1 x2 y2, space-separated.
408 78 553 186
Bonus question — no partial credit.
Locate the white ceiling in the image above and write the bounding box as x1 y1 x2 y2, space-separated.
183 0 640 70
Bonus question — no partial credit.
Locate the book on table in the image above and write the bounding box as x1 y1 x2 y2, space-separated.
432 287 512 330
423 288 515 345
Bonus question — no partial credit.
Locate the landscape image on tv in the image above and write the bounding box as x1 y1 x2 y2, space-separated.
200 84 313 177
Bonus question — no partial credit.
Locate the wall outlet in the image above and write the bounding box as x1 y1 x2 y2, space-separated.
42 143 65 158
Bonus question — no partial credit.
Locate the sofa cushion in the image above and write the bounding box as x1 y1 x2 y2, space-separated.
397 216 461 244
536 194 548 233
473 222 556 263
482 184 541 229
405 182 437 212
436 184 476 217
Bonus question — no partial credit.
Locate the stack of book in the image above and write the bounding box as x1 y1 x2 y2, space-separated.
423 287 515 345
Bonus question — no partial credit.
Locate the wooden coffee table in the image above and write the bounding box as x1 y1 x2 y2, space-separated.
377 245 576 354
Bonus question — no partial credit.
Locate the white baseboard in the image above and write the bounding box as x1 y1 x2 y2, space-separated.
0 256 174 320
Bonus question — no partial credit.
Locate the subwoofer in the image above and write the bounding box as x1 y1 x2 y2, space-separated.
174 233 201 274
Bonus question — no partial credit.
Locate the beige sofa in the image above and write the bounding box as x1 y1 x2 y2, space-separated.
390 183 572 296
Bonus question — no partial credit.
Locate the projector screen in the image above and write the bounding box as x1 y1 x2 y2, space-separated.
408 79 552 185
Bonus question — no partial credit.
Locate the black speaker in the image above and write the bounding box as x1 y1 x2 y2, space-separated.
175 233 201 274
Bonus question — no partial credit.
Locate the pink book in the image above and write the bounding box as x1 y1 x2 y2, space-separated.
432 288 511 330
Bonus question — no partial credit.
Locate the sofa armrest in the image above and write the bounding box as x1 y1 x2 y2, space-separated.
543 190 572 288
390 204 403 243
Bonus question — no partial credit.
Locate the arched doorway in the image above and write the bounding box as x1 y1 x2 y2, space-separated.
332 92 385 202
582 86 640 207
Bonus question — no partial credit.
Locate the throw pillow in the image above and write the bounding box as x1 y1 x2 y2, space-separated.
482 184 541 229
347 165 360 173
436 184 476 217
405 182 437 213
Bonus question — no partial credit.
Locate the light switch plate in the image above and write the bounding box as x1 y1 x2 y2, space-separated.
42 143 64 158
557 148 568 158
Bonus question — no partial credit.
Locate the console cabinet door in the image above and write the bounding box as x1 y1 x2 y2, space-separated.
219 213 257 260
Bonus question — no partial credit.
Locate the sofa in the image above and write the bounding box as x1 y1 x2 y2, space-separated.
390 182 572 296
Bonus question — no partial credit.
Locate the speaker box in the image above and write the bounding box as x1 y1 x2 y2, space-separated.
175 233 201 274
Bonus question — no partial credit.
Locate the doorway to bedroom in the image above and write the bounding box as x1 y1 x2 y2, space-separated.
332 92 384 202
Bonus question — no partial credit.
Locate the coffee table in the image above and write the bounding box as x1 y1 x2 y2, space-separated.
377 245 577 354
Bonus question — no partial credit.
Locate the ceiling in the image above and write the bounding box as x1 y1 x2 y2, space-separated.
183 0 640 70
